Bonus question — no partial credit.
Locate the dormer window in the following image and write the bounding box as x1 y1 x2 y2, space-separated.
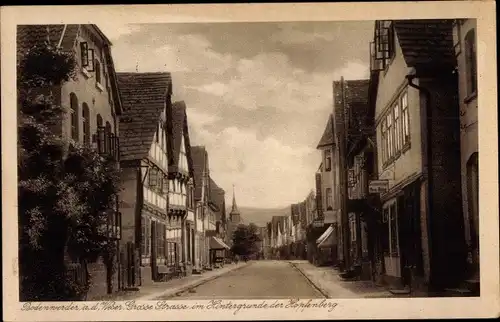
370 20 395 72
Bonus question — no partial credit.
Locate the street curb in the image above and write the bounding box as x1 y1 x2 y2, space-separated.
289 261 330 299
139 262 251 301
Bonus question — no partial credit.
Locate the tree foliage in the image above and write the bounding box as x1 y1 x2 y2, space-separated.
18 41 121 300
231 223 261 256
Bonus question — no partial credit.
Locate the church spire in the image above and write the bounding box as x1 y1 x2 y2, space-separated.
230 184 240 215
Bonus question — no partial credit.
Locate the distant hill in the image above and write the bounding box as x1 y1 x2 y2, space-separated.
227 206 290 227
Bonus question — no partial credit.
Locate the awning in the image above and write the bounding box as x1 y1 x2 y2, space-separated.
318 228 336 248
210 236 230 250
316 225 336 248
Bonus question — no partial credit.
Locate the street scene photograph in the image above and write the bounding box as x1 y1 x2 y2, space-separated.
15 18 480 303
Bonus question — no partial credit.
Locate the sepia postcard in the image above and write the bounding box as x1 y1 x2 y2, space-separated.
1 2 499 321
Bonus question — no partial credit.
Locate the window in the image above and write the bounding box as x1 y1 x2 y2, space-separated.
158 175 164 194
95 59 101 84
79 42 94 71
96 114 103 128
386 113 393 159
401 92 410 145
464 29 477 96
69 93 79 141
381 119 387 164
148 167 158 189
394 103 401 152
325 149 332 171
162 175 168 196
80 42 89 67
326 188 333 210
82 103 90 145
104 121 112 154
350 219 357 242
166 242 176 267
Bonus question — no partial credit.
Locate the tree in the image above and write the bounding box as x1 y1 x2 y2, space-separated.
231 224 261 257
17 41 121 300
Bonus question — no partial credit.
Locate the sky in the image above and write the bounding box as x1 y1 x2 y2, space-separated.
99 21 374 209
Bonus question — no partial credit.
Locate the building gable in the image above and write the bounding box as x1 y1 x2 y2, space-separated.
117 72 172 163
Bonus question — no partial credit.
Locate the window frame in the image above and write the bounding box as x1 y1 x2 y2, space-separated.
324 149 332 172
82 103 90 145
464 29 477 97
69 93 79 142
401 91 410 146
325 187 333 210
393 102 401 152
95 59 101 85
381 89 411 169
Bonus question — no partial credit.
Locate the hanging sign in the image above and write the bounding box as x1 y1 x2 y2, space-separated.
369 180 389 193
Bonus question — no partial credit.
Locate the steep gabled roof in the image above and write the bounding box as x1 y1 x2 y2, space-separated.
168 101 194 178
394 19 456 70
209 178 226 223
316 114 335 149
191 146 208 201
117 72 172 162
345 79 370 132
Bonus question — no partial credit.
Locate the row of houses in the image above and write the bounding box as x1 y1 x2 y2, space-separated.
267 19 479 296
17 24 239 300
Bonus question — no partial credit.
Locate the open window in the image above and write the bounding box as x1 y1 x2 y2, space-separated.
79 42 95 72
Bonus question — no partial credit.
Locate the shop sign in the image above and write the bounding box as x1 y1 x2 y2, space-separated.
312 219 324 228
369 180 389 193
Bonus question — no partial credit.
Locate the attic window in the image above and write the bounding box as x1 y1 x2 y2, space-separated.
370 20 395 72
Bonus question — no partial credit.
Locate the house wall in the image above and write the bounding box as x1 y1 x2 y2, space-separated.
60 26 117 143
420 76 467 288
375 35 423 191
374 32 424 282
119 167 139 245
454 19 479 262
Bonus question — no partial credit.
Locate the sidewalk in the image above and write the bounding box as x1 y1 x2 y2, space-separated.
289 260 394 299
96 262 249 301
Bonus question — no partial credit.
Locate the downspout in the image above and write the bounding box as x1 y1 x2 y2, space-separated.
406 72 433 291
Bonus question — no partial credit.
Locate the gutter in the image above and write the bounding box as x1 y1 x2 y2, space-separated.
405 72 433 291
